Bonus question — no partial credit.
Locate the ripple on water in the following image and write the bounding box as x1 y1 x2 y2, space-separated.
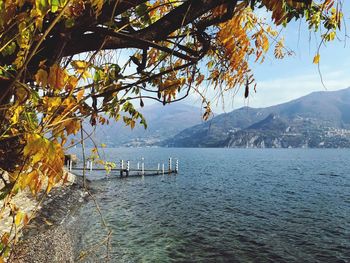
70 148 350 262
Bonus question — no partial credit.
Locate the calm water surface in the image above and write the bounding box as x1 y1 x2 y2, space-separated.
70 148 350 263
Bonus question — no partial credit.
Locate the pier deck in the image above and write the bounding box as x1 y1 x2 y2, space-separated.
67 157 179 178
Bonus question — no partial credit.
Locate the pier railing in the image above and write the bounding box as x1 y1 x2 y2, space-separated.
66 157 179 178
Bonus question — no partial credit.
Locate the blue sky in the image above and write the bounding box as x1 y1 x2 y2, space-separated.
187 2 350 113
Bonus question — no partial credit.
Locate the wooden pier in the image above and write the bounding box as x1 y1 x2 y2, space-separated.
67 157 179 178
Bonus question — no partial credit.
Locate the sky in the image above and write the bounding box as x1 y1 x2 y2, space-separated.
110 2 350 115
186 1 350 113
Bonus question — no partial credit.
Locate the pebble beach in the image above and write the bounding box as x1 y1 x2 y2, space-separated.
3 172 89 263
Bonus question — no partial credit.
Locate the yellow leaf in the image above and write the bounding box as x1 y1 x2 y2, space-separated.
10 106 23 124
32 151 44 164
23 134 46 159
313 54 320 64
19 170 38 190
326 31 336 41
91 0 104 13
71 60 87 69
23 134 39 155
35 0 50 16
43 97 62 112
15 211 24 226
46 181 53 193
262 36 269 52
71 60 92 80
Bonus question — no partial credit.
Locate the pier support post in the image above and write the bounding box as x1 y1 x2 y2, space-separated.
168 157 172 174
69 159 72 171
90 160 93 172
175 159 179 174
141 157 144 176
126 161 130 177
162 163 165 175
120 160 124 177
157 163 160 174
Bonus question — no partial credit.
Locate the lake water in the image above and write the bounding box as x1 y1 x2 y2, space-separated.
69 148 350 262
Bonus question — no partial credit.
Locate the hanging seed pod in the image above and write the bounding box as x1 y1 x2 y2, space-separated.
140 98 144 107
244 84 249 98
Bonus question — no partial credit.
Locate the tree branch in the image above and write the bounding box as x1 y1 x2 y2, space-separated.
60 0 233 58
137 0 233 40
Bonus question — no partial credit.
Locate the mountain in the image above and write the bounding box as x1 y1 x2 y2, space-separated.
82 103 204 147
164 87 350 148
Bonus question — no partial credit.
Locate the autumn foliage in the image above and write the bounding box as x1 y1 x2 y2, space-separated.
0 0 344 258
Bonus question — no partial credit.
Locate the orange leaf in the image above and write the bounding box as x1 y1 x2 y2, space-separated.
77 89 85 101
35 69 48 87
48 64 67 90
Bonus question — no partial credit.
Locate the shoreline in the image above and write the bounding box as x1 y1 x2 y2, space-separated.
9 174 89 263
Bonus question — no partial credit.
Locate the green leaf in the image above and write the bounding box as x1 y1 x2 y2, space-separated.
50 0 59 12
94 68 104 82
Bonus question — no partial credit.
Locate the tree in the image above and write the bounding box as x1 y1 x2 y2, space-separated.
0 0 343 257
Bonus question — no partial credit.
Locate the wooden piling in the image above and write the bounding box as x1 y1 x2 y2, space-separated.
175 159 179 174
168 157 172 173
120 160 124 176
126 160 130 177
141 157 145 176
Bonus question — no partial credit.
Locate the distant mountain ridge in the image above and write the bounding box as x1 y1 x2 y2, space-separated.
163 87 350 148
82 103 204 147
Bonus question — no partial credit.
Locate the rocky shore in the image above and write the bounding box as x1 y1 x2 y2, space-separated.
9 175 89 263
